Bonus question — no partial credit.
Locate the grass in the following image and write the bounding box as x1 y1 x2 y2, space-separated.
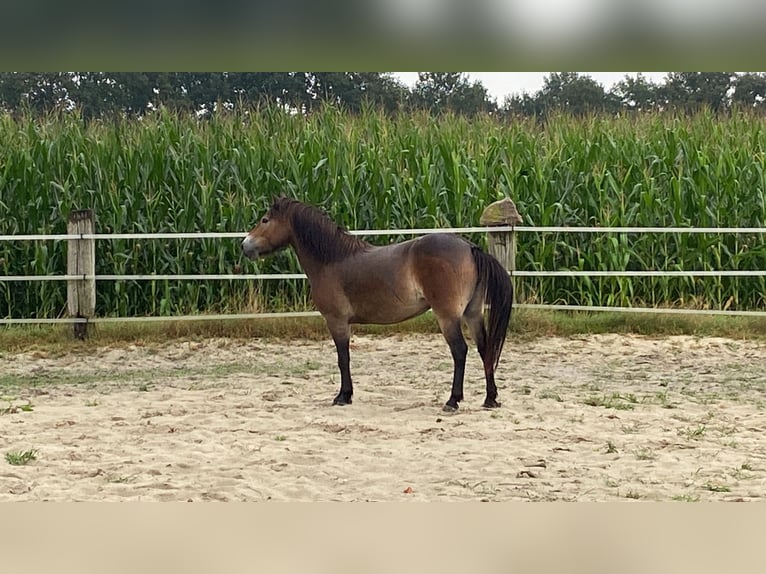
538 389 563 402
634 448 657 461
583 393 637 411
2 308 764 354
620 423 640 434
704 483 731 493
678 425 707 440
107 475 132 484
672 493 701 502
5 449 37 465
448 479 500 498
1 401 33 414
652 391 678 409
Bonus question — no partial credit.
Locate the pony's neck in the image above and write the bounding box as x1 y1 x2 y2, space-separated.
286 203 370 267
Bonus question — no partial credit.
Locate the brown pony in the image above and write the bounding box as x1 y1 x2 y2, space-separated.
241 197 513 412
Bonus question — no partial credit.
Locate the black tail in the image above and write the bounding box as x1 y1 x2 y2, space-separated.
471 247 513 371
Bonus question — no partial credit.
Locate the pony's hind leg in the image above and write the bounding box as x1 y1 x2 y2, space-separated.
464 303 501 409
435 315 468 412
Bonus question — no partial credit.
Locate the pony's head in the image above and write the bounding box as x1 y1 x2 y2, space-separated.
241 197 295 259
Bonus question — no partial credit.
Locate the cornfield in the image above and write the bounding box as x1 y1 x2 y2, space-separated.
1 106 765 319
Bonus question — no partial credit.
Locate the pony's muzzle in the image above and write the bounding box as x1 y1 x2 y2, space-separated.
241 236 259 260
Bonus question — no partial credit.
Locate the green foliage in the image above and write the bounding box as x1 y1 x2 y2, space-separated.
5 73 766 121
5 449 37 465
1 107 765 319
411 72 496 115
0 72 410 118
537 72 618 116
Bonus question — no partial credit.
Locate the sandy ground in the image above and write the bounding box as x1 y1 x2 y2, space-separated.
1 333 765 501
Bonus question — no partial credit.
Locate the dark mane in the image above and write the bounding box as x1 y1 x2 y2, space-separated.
270 198 371 263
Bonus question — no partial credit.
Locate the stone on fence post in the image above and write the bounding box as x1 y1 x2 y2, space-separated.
480 198 522 300
67 209 96 339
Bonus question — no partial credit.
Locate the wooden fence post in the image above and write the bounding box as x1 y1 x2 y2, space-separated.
480 198 522 301
67 209 96 339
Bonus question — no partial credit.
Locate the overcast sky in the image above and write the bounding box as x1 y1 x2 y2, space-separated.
393 72 669 102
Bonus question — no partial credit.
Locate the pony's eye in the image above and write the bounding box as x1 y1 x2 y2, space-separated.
261 217 269 224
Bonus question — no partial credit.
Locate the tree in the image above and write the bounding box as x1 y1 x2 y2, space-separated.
70 73 162 117
411 72 496 115
227 73 408 113
228 72 306 109
731 73 766 109
610 73 661 112
658 72 734 112
350 73 409 113
500 92 541 117
300 73 406 113
537 72 616 116
0 72 72 114
174 73 232 113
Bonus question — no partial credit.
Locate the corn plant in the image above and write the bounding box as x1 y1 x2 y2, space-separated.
1 106 764 319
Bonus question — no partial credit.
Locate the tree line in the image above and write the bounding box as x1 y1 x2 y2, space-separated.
1 72 765 118
506 72 766 116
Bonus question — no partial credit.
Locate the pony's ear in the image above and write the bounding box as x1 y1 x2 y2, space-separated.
269 194 291 213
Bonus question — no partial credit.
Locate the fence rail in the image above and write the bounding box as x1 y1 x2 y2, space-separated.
5 270 766 283
2 222 765 327
2 304 766 326
3 226 766 243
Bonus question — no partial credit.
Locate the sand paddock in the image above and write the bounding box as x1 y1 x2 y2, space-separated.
2 333 765 501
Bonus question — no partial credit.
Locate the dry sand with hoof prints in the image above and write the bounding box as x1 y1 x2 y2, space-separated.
2 333 765 501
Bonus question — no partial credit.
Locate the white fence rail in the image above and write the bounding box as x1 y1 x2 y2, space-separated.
2 225 765 326
2 225 766 242
4 305 766 326
5 270 766 283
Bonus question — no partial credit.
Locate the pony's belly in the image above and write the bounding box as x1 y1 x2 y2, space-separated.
350 299 430 325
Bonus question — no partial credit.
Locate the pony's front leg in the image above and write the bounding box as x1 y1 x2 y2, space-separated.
326 318 353 405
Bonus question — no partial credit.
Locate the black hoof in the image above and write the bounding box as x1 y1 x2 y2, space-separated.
333 393 352 406
443 393 462 412
482 398 501 409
